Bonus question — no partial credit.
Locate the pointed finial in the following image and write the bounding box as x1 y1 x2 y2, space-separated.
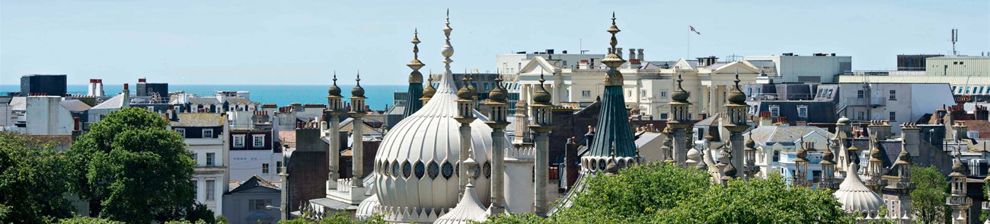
332 70 338 84
356 71 361 84
539 70 546 84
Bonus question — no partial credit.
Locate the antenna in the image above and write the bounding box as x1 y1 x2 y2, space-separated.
951 28 959 56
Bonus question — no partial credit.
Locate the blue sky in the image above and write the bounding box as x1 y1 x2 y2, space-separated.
2 0 987 85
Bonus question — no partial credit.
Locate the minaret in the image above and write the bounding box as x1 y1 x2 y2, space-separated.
483 75 509 215
661 127 674 164
865 133 887 192
405 29 425 117
883 128 914 221
583 12 639 175
456 74 477 198
835 117 852 174
794 141 812 187
668 73 692 167
529 72 553 216
349 73 367 187
724 73 748 178
512 84 532 146
326 72 344 194
743 134 758 179
947 151 971 224
819 139 838 189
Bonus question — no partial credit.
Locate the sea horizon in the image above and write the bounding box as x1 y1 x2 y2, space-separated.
0 84 407 110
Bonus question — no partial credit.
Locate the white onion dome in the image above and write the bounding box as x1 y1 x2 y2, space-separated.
435 157 488 224
372 12 496 221
356 194 379 220
833 164 883 214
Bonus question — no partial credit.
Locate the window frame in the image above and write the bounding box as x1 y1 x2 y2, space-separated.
888 90 897 101
205 179 216 201
175 128 186 138
206 153 216 167
769 105 780 117
202 129 214 138
233 135 245 148
797 105 809 118
253 135 265 148
262 163 270 174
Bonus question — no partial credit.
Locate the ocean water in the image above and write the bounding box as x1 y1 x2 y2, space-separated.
0 84 406 110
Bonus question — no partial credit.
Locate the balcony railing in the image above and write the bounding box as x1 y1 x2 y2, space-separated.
843 96 886 107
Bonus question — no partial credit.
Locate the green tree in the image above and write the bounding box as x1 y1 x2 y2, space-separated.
911 165 949 224
486 163 854 223
656 174 852 223
58 217 127 224
0 132 73 223
67 108 197 223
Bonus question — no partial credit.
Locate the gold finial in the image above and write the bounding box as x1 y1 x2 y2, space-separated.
602 12 625 69
333 70 338 84
408 29 425 71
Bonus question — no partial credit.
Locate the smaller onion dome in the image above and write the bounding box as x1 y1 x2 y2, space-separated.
869 142 883 161
486 75 507 103
950 157 966 177
894 148 910 165
456 76 473 100
822 147 835 164
745 137 755 149
422 76 437 99
834 165 884 214
352 73 365 98
726 74 746 105
721 151 737 177
848 145 860 152
328 73 342 97
671 75 690 103
532 73 552 105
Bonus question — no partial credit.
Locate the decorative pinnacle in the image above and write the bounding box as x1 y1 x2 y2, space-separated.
332 71 338 84
677 74 685 91
356 71 361 85
539 70 546 84
602 12 625 69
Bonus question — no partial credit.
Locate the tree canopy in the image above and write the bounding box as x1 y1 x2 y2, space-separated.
67 108 200 223
0 132 73 223
911 165 949 224
486 162 854 223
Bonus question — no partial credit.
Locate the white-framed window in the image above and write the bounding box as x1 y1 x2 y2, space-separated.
202 129 213 138
660 90 668 98
797 105 808 118
175 128 186 138
206 153 215 166
640 90 647 96
253 135 265 148
205 179 216 201
769 105 780 117
889 111 896 122
147 106 155 111
262 163 270 174
191 153 198 164
889 90 897 100
233 135 245 148
581 90 591 97
857 90 865 99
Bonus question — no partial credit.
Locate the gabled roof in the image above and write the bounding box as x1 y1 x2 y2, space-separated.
519 56 561 75
672 58 696 69
91 93 126 110
747 125 833 146
227 176 280 194
711 60 761 74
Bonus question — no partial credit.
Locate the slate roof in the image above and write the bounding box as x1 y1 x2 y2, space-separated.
60 99 92 112
747 125 833 146
188 97 220 105
171 113 224 127
227 176 280 194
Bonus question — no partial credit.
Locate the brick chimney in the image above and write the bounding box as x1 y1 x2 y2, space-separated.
901 123 920 155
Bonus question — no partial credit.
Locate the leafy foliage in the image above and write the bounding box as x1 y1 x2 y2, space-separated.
67 108 198 223
57 217 127 224
485 162 854 223
910 165 949 224
0 132 73 223
656 174 852 223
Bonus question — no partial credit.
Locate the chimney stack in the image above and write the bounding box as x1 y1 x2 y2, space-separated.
629 48 636 61
94 79 104 97
87 79 97 97
637 49 644 61
901 123 920 156
138 78 147 83
122 83 130 108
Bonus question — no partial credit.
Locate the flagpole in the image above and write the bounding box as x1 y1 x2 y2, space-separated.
687 26 691 59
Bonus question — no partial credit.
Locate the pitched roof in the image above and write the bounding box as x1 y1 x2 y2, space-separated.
227 176 280 194
91 93 126 109
747 125 833 146
171 113 224 127
60 99 92 112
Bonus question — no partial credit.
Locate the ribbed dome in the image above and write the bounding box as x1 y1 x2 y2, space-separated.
532 77 552 105
352 76 366 98
951 157 966 177
373 69 496 218
487 78 507 103
834 165 883 214
423 77 437 99
356 194 379 220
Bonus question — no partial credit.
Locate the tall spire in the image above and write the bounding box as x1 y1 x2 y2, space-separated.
405 29 425 116
436 9 457 94
585 12 638 169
